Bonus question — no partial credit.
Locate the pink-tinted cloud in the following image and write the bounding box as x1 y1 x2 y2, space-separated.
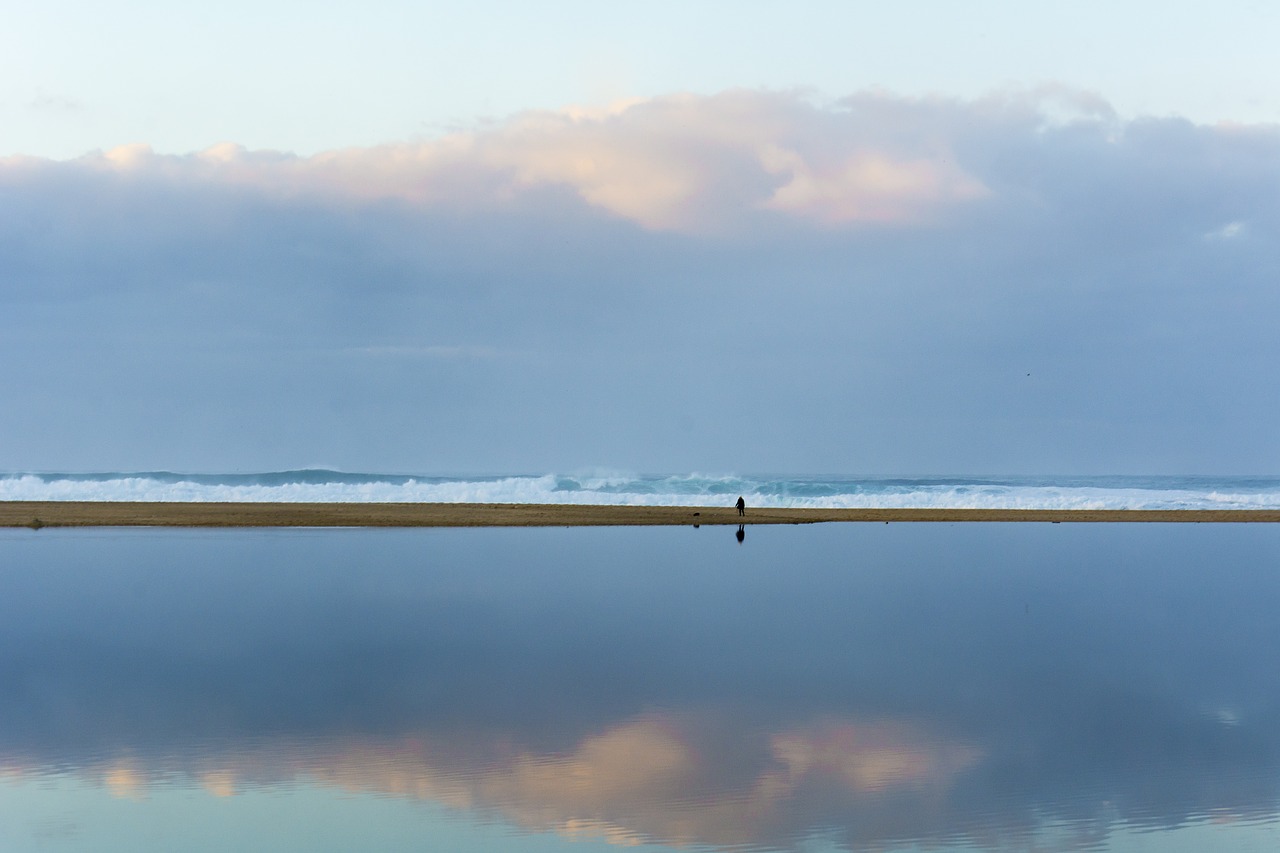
12 90 996 233
2 713 982 849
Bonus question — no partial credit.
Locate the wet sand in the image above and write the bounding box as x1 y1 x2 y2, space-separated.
3 502 1279 528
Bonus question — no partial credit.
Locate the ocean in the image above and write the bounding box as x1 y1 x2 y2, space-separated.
2 470 1279 509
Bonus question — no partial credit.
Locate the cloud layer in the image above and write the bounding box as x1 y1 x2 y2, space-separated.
3 90 1000 233
1 88 1277 473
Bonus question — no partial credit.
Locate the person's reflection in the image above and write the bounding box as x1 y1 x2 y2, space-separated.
736 524 745 544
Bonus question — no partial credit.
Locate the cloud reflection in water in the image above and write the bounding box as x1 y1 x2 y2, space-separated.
1 524 1279 851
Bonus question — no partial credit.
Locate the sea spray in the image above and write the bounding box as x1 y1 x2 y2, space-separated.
2 471 1279 510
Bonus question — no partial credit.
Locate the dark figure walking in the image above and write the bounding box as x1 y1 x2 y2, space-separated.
736 496 745 516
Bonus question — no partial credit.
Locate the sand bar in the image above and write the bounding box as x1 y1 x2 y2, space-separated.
3 502 1279 528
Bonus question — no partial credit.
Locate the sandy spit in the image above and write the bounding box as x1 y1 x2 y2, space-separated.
3 502 1279 528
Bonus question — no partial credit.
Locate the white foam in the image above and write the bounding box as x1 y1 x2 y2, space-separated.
2 473 1278 510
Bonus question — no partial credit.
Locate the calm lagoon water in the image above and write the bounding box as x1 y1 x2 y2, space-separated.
2 523 1279 852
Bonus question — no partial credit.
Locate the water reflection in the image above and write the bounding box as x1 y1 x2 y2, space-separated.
2 524 1279 851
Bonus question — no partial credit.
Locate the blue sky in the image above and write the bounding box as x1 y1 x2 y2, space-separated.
2 2 1278 474
6 0 1279 158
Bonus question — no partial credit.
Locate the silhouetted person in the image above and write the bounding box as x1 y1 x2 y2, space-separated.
736 496 745 516
736 524 745 544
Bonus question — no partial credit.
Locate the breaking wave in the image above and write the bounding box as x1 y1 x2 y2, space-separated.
2 471 1279 510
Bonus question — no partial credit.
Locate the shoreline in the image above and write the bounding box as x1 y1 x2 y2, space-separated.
3 502 1280 528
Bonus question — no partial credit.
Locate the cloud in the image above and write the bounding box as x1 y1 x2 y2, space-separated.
1204 220 1247 240
759 145 986 224
1 87 1278 473
27 93 84 113
8 88 1274 243
11 90 996 233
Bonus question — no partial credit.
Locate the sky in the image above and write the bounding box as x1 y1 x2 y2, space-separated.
2 1 1278 475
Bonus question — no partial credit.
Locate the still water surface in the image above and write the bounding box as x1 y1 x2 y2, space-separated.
2 523 1278 851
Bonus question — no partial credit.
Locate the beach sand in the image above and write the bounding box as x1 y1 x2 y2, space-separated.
3 502 1279 528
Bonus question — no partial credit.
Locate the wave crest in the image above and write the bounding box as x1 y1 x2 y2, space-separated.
2 472 1279 510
